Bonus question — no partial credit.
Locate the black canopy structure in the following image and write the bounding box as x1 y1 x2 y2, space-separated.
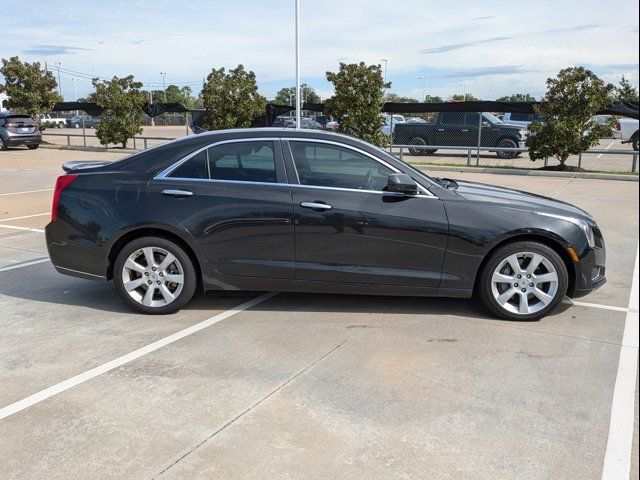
51 101 192 118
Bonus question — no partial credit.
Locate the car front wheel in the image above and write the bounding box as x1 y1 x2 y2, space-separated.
114 236 197 314
478 241 568 320
0 138 6 151
495 138 519 159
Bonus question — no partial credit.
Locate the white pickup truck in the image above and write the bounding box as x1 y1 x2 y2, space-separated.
39 114 68 128
616 118 639 150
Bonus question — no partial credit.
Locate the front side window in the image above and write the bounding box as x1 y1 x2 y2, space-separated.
289 142 394 192
441 113 465 126
168 141 277 183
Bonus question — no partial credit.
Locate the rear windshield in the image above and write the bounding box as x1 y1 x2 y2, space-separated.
5 116 35 126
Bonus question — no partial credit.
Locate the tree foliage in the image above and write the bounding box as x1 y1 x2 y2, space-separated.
615 76 639 103
325 62 389 146
496 93 537 102
201 65 266 130
89 75 147 148
449 93 479 102
150 85 199 108
527 67 616 168
0 56 60 128
425 95 444 103
384 93 419 103
274 83 320 105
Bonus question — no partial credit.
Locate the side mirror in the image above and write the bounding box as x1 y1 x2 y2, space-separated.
481 121 491 127
385 173 419 196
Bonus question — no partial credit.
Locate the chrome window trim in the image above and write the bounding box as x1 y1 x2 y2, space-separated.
154 136 438 199
286 138 436 198
154 137 282 181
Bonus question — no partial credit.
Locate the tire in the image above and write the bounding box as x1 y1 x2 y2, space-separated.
478 241 568 321
74 123 81 129
408 137 437 156
58 122 65 128
0 138 6 151
27 144 39 150
632 132 639 152
495 138 518 159
113 236 197 314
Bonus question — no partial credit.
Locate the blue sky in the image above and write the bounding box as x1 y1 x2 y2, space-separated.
1 0 638 101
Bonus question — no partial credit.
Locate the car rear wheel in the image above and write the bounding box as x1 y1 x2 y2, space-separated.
0 138 6 151
58 122 65 128
495 138 518 159
27 145 39 150
114 236 197 314
632 132 639 151
74 123 81 129
478 241 568 321
408 137 437 156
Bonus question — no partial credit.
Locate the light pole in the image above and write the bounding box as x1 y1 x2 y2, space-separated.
160 72 167 102
418 76 427 102
148 84 155 127
55 62 63 98
381 59 388 95
294 0 301 129
459 83 467 101
72 78 79 116
490 88 495 101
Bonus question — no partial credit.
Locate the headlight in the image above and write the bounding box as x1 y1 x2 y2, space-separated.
537 212 596 247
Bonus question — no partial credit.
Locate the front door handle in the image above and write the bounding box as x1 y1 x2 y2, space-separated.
300 201 332 211
437 128 445 132
162 189 194 198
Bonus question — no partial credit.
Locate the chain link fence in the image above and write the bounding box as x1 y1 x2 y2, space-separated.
387 111 639 174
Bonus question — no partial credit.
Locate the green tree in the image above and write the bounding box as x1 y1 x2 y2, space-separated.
89 75 147 148
449 93 480 102
615 76 639 103
527 67 616 170
425 95 444 103
274 83 321 105
0 56 59 128
496 93 537 102
201 65 266 130
384 93 419 103
325 62 389 146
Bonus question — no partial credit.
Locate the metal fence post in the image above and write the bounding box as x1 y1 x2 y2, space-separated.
633 154 638 173
144 138 148 150
578 152 582 170
399 146 404 162
66 135 70 146
467 149 471 166
544 156 548 167
133 137 137 150
476 112 482 165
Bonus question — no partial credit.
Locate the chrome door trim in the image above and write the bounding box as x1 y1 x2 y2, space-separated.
300 201 332 210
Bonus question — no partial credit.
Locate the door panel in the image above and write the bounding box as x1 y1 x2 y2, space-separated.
149 139 295 279
292 187 448 286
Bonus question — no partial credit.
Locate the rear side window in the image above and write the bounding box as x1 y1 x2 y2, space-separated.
169 150 207 179
440 113 464 125
464 113 481 126
208 141 277 183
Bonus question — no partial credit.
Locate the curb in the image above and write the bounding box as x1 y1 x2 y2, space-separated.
414 165 639 182
40 143 137 153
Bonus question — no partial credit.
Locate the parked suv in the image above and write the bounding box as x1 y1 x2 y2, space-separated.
0 113 42 150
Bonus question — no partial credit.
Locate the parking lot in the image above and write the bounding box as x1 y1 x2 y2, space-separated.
0 147 638 479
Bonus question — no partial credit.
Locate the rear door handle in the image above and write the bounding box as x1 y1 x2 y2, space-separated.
300 201 332 211
437 128 445 132
162 189 194 198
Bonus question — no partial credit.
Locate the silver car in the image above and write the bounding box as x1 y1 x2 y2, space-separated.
0 114 42 150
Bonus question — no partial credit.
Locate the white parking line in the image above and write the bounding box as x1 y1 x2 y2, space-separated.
601 244 639 480
0 224 45 233
0 212 49 222
0 258 50 273
0 292 278 421
597 140 615 159
565 300 630 313
0 188 53 197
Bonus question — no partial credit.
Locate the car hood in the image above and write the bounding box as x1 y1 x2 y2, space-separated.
452 180 593 221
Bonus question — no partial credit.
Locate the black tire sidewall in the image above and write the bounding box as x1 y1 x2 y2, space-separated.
496 138 518 158
478 241 568 321
409 137 427 156
0 138 6 151
113 236 197 314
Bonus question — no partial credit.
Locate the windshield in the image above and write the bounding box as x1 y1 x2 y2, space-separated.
483 112 503 124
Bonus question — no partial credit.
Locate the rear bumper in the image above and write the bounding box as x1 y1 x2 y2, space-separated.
4 135 42 146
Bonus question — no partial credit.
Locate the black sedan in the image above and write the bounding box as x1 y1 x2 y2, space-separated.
45 129 606 320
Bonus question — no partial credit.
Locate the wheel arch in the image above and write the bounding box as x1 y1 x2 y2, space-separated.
473 233 577 297
106 226 204 293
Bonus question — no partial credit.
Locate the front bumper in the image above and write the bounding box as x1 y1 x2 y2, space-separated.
571 245 607 298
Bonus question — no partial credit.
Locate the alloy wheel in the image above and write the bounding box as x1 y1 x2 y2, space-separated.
121 246 184 308
490 251 559 315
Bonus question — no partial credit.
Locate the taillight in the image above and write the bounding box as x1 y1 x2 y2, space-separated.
616 122 621 131
51 174 78 222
